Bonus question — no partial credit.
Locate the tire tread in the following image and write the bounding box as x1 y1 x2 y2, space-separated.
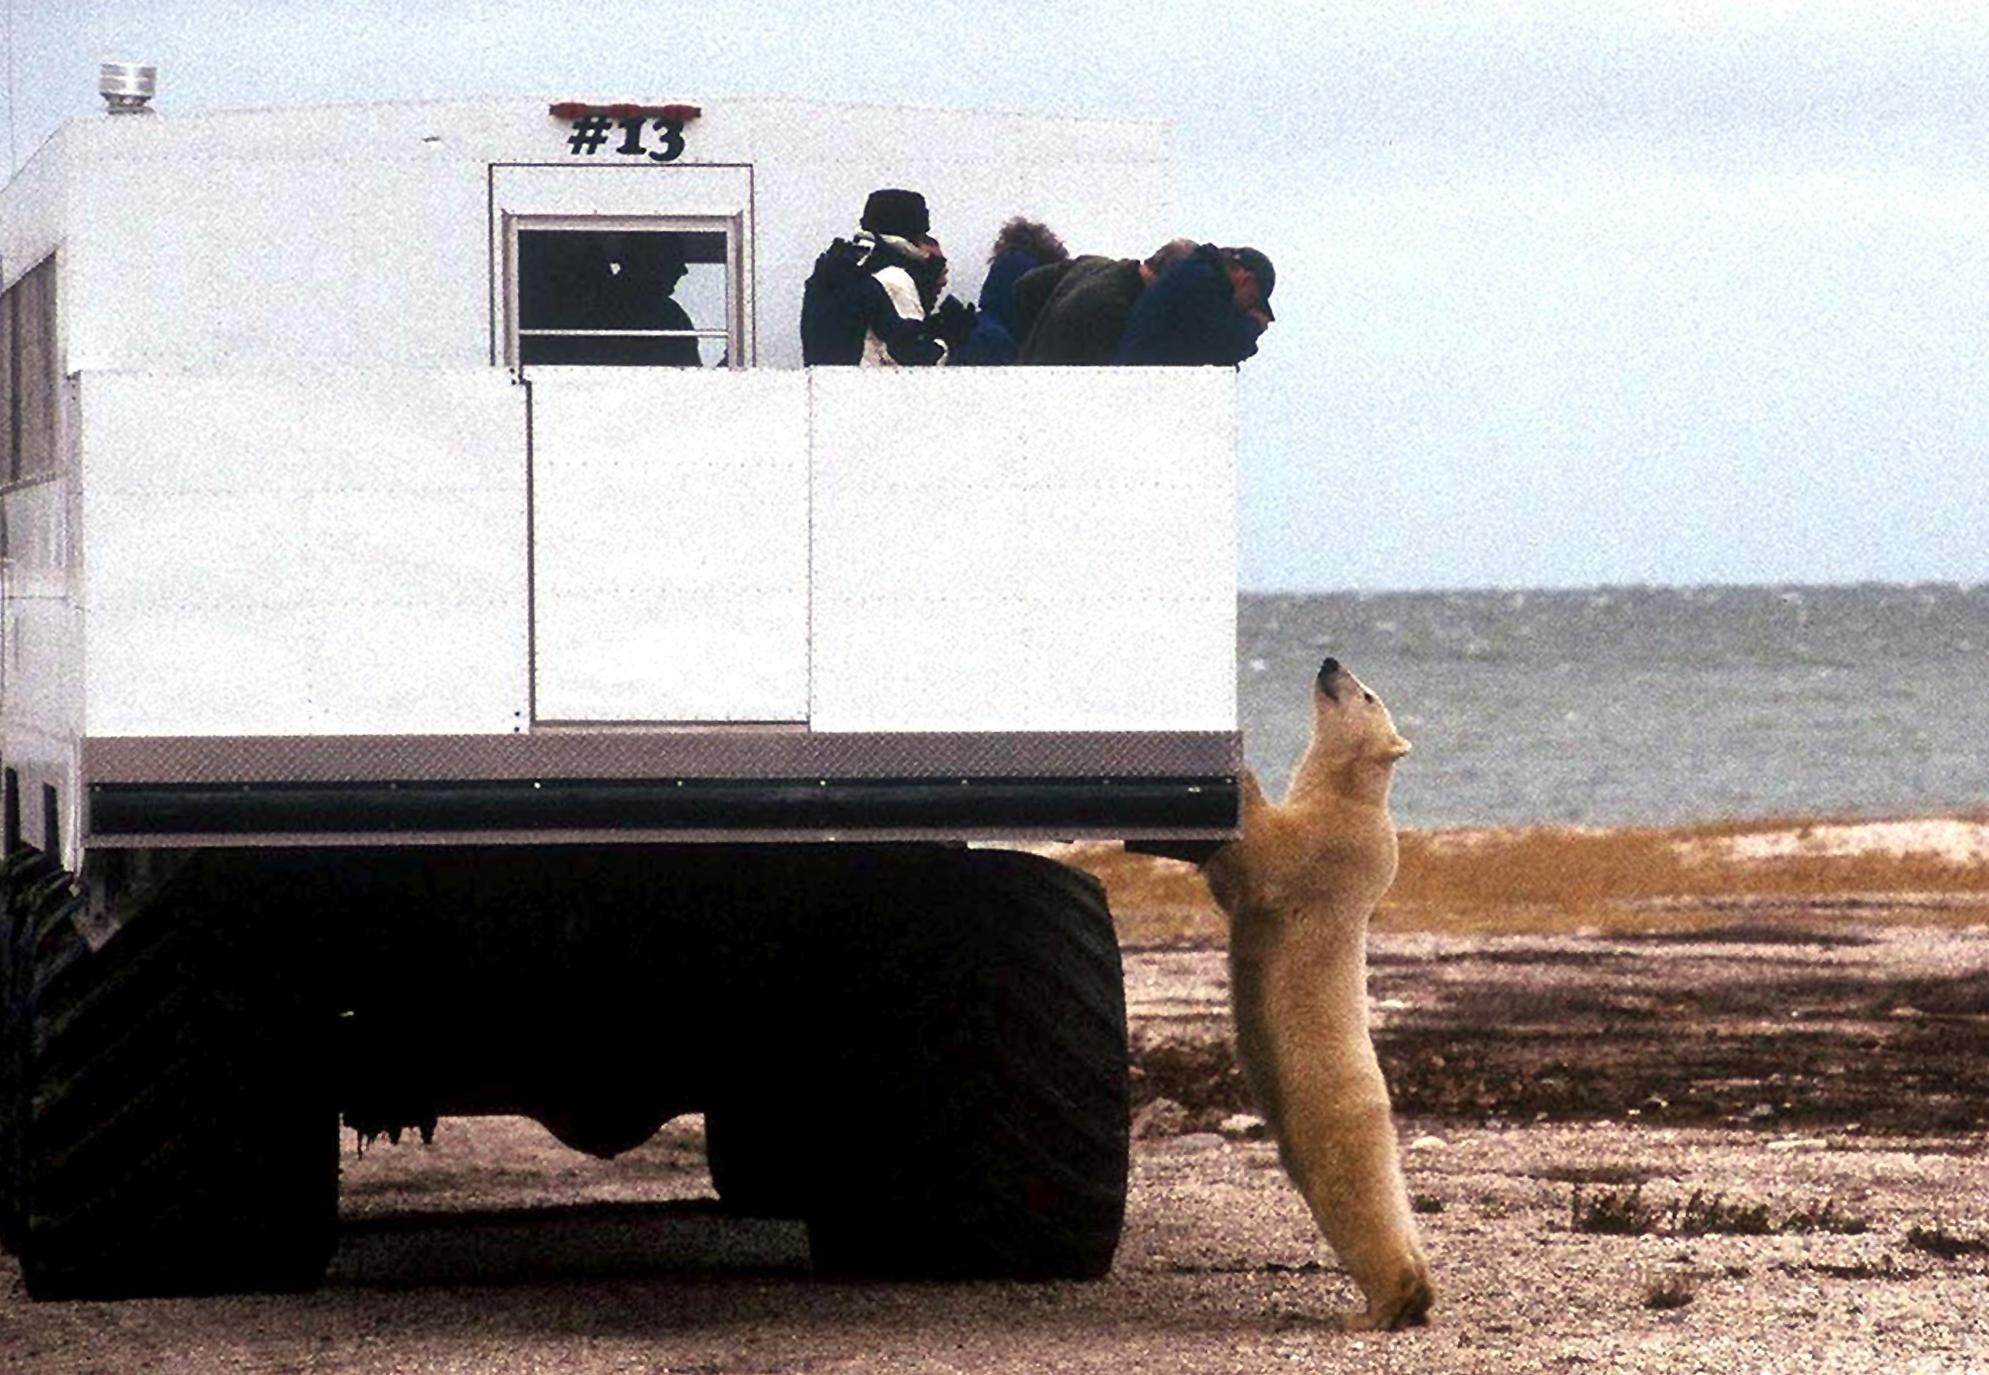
7 854 337 1299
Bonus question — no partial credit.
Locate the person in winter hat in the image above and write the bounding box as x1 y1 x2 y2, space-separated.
799 188 975 366
1111 243 1275 367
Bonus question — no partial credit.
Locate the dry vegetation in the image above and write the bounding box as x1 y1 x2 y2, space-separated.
1386 815 1989 936
1048 812 1989 945
1569 1186 1869 1239
1639 1271 1700 1311
1906 1225 1989 1261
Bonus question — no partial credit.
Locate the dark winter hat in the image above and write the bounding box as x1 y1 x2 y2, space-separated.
1224 246 1277 318
861 188 931 240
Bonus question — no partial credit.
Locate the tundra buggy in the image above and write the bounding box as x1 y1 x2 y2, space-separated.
0 83 1238 1298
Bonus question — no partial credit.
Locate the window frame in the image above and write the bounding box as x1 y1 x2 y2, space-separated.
1 251 60 490
502 213 747 371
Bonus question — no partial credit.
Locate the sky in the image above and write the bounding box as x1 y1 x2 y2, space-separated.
3 0 1985 593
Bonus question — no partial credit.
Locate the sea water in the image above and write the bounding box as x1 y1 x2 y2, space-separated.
1239 583 1989 829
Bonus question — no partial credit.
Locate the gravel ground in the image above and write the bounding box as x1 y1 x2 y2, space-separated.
1130 917 1989 1134
4 922 1987 1374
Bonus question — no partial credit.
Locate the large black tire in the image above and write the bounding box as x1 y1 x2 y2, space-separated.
0 847 59 1254
0 886 11 1254
6 855 339 1299
800 848 1130 1281
703 1102 811 1218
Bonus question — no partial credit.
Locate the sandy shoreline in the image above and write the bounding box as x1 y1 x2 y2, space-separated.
1687 818 1989 865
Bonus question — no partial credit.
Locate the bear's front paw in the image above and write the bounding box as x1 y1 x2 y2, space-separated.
1346 1260 1435 1332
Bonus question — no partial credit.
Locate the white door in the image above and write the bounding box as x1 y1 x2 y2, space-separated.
493 167 806 725
525 370 808 724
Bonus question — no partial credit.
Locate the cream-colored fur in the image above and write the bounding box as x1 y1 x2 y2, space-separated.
1202 657 1434 1330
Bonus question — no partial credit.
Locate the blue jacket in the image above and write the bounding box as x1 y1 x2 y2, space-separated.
954 249 1042 366
1111 244 1262 367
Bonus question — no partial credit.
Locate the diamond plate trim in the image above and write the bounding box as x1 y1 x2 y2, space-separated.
82 730 1242 785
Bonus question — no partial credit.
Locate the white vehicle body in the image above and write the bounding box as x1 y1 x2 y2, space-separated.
0 95 1237 870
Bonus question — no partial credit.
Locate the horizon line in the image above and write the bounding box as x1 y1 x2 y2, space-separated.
1239 575 1987 598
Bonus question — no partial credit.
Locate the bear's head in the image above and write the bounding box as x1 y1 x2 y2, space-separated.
1287 657 1412 806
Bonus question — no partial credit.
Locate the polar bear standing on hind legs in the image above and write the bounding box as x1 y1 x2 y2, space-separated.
1200 656 1435 1330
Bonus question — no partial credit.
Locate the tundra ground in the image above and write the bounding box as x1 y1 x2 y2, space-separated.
4 823 1987 1373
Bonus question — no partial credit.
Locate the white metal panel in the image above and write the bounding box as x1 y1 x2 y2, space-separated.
808 369 1236 733
0 474 86 857
492 165 753 221
529 369 808 723
67 150 488 373
80 369 528 736
0 603 84 855
1 478 69 600
1 595 84 736
0 130 69 297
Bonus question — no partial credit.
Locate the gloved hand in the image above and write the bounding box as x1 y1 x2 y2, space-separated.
930 295 978 351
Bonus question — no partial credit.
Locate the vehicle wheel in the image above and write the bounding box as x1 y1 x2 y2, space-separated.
0 847 57 1254
0 902 12 1255
12 856 339 1299
704 1102 810 1218
802 848 1130 1281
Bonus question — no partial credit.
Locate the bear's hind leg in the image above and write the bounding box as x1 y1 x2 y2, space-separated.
1238 947 1434 1329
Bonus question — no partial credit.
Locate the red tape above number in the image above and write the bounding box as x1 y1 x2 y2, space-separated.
549 102 702 121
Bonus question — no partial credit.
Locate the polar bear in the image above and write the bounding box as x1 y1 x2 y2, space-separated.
1201 656 1434 1330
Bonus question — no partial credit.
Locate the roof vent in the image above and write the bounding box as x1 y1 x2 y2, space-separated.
99 62 157 115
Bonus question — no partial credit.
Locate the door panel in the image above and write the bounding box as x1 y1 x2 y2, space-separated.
528 370 807 723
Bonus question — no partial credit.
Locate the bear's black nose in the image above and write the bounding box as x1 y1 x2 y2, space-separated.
1316 657 1341 700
